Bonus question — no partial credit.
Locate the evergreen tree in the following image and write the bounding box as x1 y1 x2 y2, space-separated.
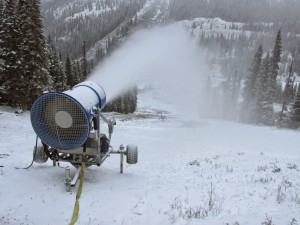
283 62 295 104
242 44 263 122
47 37 66 92
297 84 300 97
256 55 271 103
123 92 131 114
103 85 138 114
65 54 74 87
75 61 82 83
255 54 274 125
115 96 124 113
0 0 4 21
0 0 22 106
283 90 300 129
129 85 138 113
18 0 52 109
81 41 88 80
274 80 283 104
121 86 138 114
292 83 298 101
270 30 282 102
56 51 66 90
291 92 300 128
278 61 295 127
71 61 77 86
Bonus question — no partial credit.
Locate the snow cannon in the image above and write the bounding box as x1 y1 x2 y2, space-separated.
31 81 106 150
30 81 138 192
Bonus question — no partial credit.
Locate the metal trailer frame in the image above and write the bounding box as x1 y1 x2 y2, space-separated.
33 108 137 192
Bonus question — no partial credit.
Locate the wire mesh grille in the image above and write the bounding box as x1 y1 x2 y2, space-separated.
31 93 90 150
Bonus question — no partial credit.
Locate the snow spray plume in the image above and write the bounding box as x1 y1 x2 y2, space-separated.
88 24 210 119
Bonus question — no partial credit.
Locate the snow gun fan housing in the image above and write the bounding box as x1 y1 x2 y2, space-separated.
30 81 106 151
30 80 138 192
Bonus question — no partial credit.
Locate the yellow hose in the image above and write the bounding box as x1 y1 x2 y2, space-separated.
69 163 85 225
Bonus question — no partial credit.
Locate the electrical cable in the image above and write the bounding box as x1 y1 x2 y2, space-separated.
15 135 38 170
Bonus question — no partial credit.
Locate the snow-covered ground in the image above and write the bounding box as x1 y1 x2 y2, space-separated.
182 17 251 39
0 87 300 225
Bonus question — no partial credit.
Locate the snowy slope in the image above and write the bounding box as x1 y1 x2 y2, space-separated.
86 0 168 60
183 17 252 40
0 86 300 225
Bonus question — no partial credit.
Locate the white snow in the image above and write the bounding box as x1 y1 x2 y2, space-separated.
182 17 252 40
65 4 112 21
0 86 300 225
136 0 157 18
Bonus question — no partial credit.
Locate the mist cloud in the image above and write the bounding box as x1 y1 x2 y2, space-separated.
88 23 209 119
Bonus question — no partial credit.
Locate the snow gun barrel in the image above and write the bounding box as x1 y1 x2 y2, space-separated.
30 81 107 151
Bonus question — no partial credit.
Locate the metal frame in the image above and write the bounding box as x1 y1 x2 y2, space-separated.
35 108 130 191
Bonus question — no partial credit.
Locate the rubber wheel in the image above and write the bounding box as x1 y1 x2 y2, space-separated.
33 145 48 164
126 145 138 164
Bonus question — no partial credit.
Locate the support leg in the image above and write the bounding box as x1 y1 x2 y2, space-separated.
120 153 124 174
70 168 81 186
65 167 71 192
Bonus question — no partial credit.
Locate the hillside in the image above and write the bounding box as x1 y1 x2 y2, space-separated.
41 0 300 71
41 0 169 60
40 0 300 86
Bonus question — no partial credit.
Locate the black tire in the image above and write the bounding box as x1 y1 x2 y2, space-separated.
126 145 138 164
33 145 48 164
